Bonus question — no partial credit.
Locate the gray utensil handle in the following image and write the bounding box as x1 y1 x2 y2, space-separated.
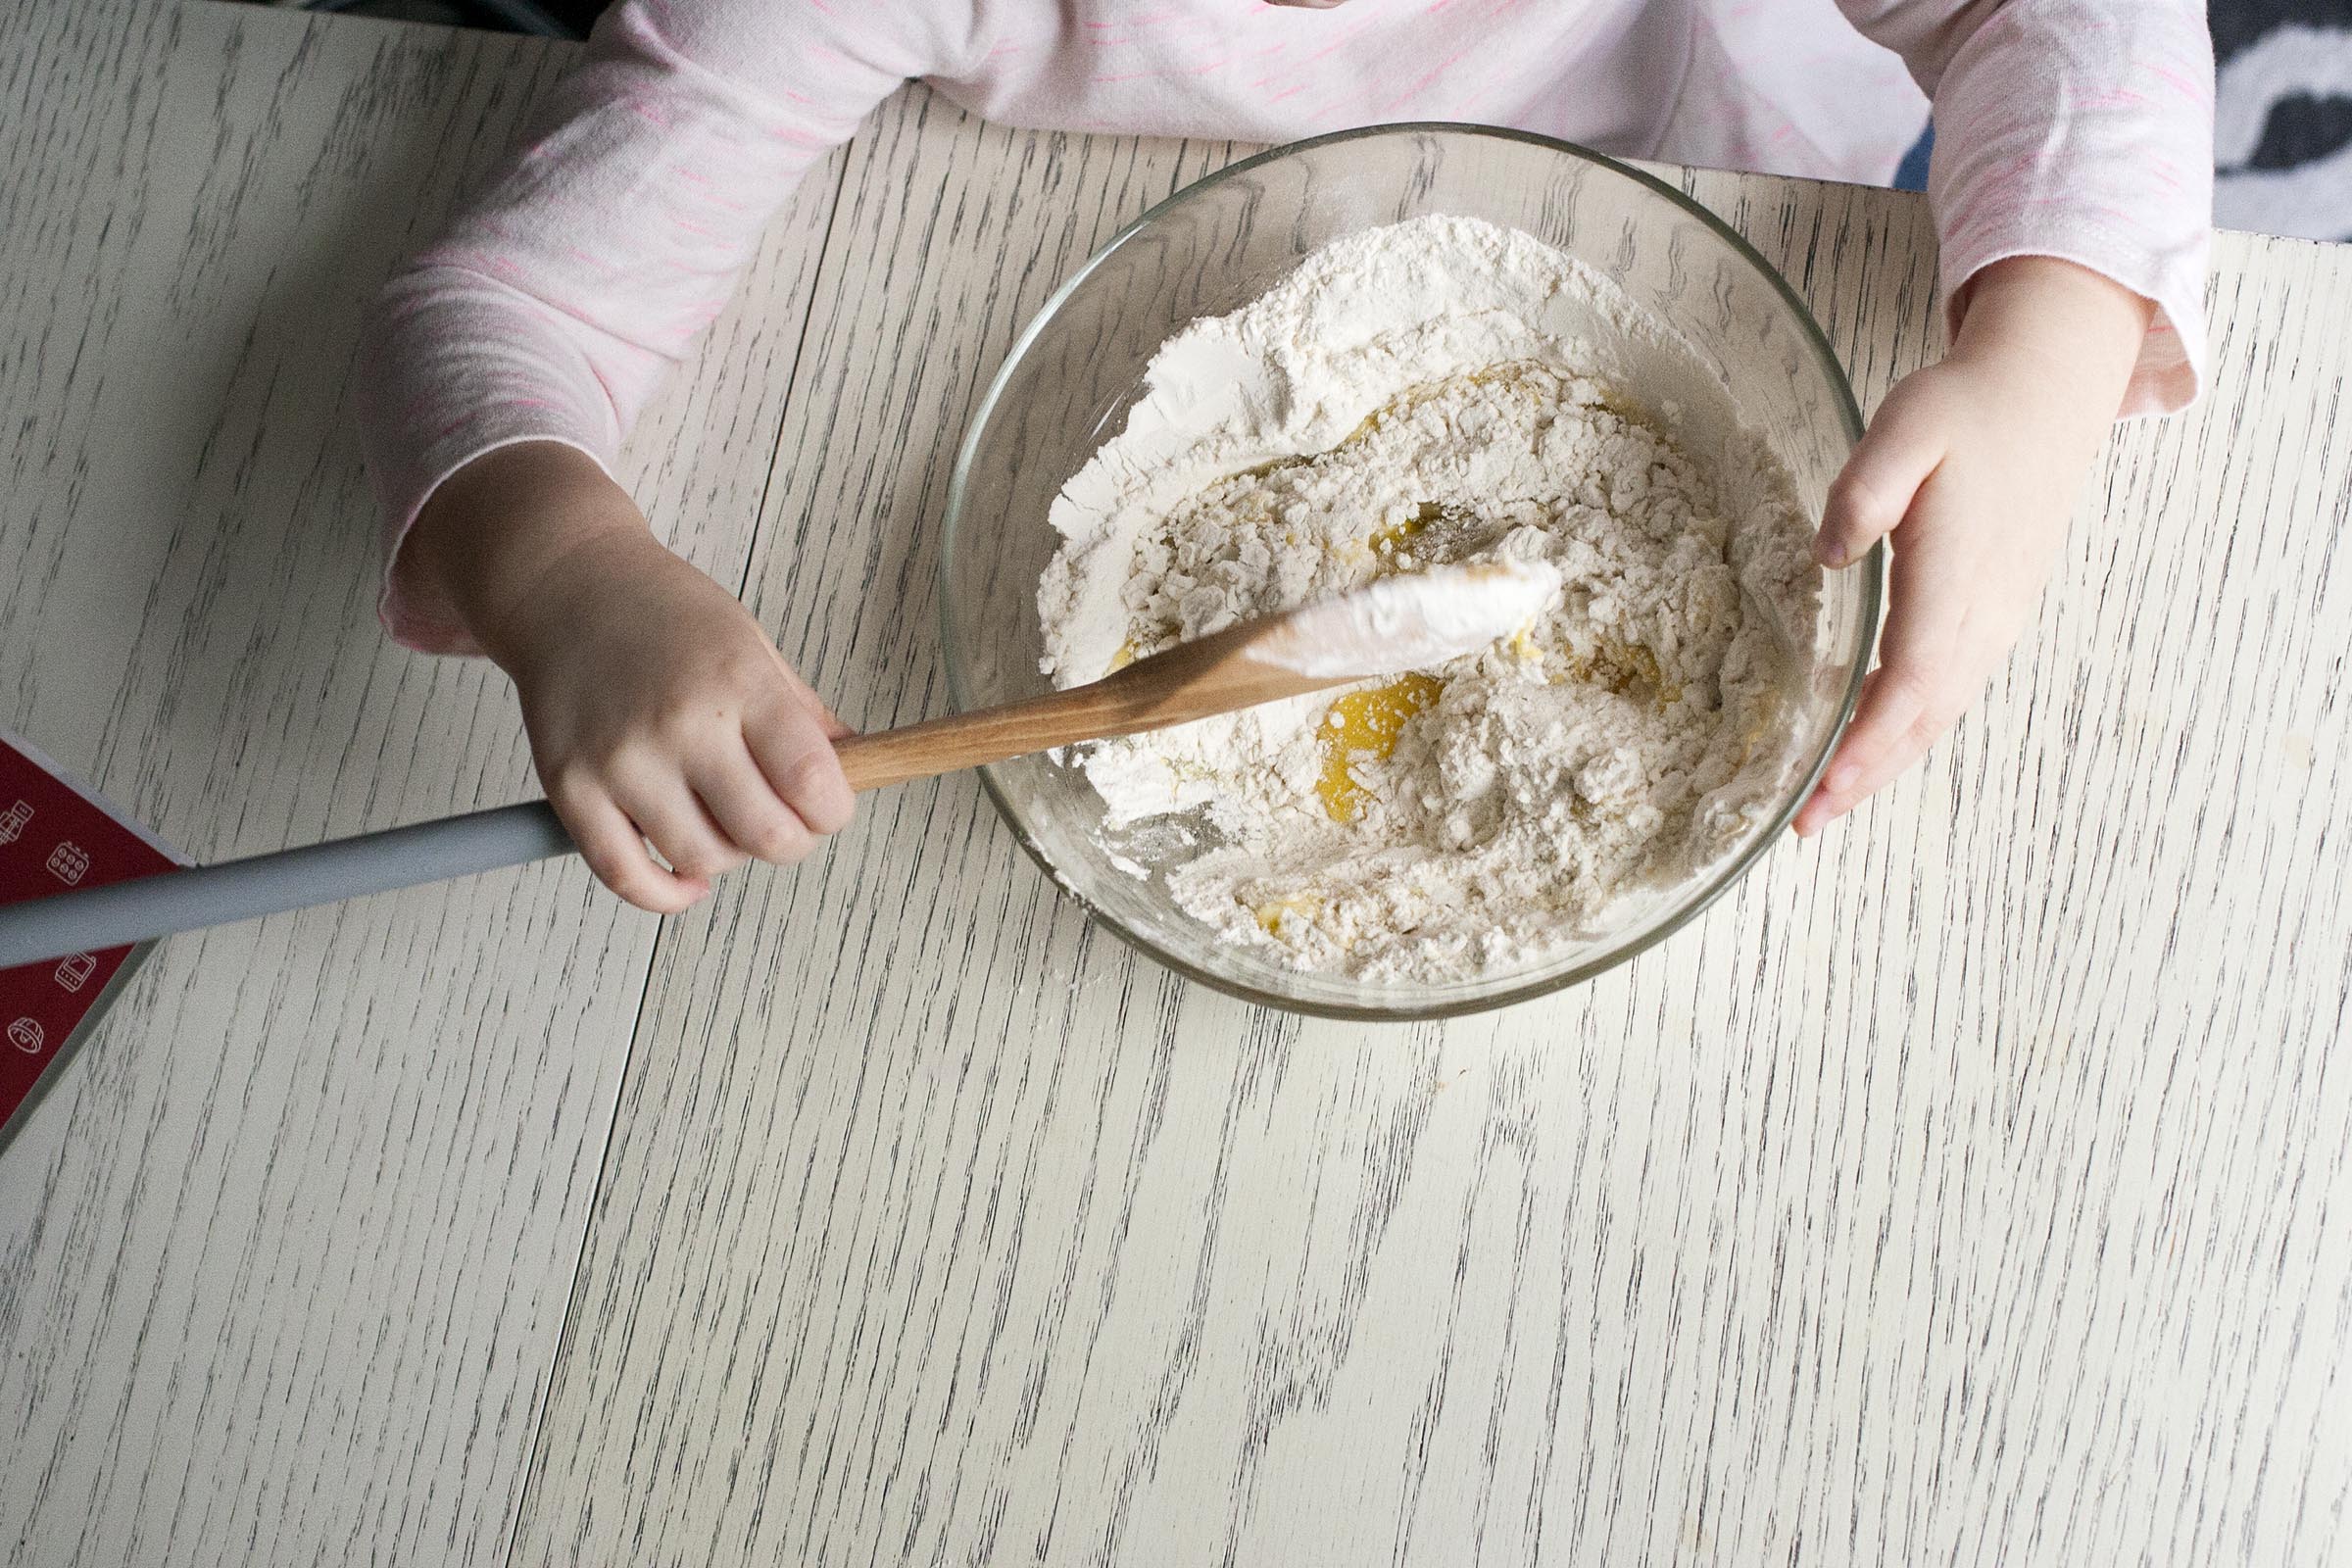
0 801 575 969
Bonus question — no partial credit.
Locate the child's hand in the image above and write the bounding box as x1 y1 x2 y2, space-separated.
499 532 854 910
1793 258 2153 837
404 443 854 910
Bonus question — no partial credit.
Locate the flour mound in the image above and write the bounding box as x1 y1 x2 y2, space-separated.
1037 217 1821 983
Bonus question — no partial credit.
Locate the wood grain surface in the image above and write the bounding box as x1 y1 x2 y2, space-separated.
6 5 2351 1566
0 5 843 1565
507 90 2352 1568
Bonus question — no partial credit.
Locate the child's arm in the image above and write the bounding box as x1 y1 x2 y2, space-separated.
1797 0 2214 834
358 3 978 904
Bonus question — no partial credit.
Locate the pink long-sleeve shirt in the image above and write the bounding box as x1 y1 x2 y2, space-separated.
360 0 2215 654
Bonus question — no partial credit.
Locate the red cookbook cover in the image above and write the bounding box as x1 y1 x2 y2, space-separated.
0 730 184 1141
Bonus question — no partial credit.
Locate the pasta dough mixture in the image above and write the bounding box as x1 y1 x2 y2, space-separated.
1038 217 1822 982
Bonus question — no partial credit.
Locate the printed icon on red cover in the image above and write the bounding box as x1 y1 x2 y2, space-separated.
45 840 88 885
0 800 30 844
6 1018 41 1055
54 953 97 994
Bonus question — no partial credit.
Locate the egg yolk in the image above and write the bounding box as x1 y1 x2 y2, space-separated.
1315 672 1444 822
1367 503 1436 563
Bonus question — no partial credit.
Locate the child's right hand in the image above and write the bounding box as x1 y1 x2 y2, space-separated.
404 443 855 911
499 528 856 912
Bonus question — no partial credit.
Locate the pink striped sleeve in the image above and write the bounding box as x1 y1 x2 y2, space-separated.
358 0 974 652
1838 0 2214 417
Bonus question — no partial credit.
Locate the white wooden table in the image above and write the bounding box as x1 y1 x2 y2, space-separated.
4 4 2349 1564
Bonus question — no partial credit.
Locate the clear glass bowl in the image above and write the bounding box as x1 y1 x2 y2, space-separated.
940 124 1882 1019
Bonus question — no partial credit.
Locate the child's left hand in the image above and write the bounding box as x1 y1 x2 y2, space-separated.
1793 257 2154 837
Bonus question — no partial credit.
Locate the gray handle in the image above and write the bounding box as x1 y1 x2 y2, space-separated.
0 800 575 969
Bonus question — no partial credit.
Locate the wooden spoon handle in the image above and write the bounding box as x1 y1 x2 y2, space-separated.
834 633 1332 792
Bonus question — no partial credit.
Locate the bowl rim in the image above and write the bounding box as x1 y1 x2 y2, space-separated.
939 120 1884 1022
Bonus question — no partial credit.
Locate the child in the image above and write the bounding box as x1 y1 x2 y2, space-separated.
360 0 2213 912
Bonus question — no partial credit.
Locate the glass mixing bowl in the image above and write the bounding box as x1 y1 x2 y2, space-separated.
940 124 1882 1019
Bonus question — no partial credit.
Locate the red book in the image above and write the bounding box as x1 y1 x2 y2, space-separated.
0 730 184 1142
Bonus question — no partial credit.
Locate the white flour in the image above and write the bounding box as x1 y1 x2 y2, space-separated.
1248 561 1560 680
1038 217 1820 982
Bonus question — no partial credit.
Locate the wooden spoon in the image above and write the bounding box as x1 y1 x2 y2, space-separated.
0 563 1555 967
836 560 1551 789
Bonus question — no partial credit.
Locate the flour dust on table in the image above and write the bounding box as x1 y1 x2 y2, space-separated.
1038 217 1824 982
